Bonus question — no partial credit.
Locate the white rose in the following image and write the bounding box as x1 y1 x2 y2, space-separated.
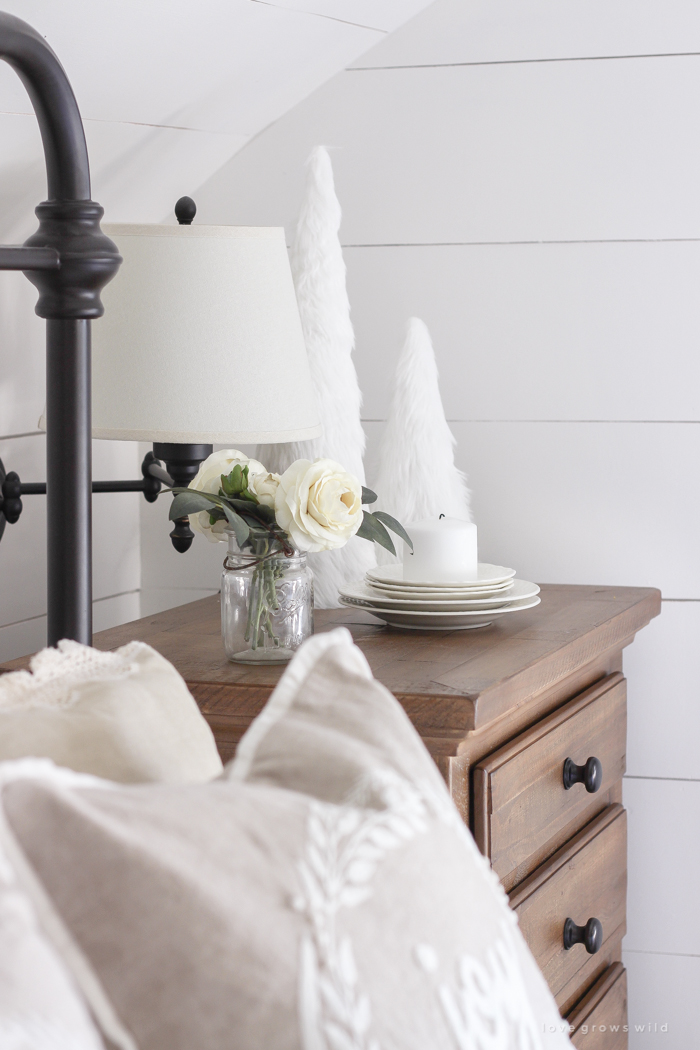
188 449 267 543
247 471 281 509
275 458 363 553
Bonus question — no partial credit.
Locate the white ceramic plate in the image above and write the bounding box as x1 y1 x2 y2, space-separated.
367 578 515 600
340 579 539 611
366 562 516 590
338 595 541 630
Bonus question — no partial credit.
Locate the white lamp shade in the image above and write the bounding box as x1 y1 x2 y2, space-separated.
90 224 321 444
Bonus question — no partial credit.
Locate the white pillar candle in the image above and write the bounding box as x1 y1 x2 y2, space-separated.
403 517 478 583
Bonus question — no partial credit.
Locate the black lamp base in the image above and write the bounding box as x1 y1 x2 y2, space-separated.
152 442 213 552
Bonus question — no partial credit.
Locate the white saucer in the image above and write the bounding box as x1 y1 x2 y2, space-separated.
339 595 541 630
368 578 515 600
340 579 539 612
366 562 516 590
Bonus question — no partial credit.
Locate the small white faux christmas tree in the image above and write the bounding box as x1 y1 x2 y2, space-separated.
375 318 471 561
257 146 375 605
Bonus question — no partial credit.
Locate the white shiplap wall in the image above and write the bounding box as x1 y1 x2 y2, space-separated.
0 0 434 656
189 0 698 1041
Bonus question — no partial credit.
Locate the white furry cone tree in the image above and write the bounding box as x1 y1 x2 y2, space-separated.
375 318 471 563
257 146 375 607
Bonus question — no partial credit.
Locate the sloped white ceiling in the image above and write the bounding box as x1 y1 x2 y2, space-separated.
0 0 435 436
0 0 435 239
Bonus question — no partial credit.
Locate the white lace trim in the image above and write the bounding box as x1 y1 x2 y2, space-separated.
0 640 145 711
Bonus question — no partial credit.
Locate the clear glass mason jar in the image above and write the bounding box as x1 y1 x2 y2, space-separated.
221 531 314 664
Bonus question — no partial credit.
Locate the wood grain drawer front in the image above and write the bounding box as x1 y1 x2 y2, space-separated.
569 963 628 1049
473 673 626 883
509 805 627 1003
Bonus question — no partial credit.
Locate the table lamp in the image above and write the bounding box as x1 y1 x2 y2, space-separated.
91 196 321 549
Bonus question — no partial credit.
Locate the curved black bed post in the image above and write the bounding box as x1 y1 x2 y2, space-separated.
0 11 121 646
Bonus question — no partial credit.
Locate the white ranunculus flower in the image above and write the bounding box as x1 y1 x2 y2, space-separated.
275 458 363 553
189 449 266 495
188 448 267 543
247 470 281 509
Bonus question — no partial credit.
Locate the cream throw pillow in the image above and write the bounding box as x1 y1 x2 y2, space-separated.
0 639 223 783
0 629 570 1050
0 761 106 1050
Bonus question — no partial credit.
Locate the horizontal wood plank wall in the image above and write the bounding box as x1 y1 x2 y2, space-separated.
191 2 699 1041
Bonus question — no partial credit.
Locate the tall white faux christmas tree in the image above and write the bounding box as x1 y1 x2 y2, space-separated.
257 146 375 605
375 318 471 561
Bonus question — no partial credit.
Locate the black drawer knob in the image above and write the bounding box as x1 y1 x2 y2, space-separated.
563 756 602 793
563 916 603 954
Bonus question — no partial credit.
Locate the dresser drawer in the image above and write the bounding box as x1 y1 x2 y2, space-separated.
568 963 628 1048
509 805 626 1005
473 673 626 885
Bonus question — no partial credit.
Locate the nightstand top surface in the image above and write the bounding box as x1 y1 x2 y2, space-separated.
0 584 659 731
73 583 660 730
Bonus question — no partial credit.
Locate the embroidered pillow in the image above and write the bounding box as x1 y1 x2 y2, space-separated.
0 629 570 1050
0 639 222 783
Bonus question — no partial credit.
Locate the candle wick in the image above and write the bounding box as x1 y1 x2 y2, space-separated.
439 513 445 519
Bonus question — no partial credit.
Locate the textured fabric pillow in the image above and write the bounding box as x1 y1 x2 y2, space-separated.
0 639 223 784
0 760 106 1050
0 629 570 1050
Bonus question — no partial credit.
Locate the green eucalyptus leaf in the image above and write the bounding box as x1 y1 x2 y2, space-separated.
171 487 230 510
361 486 378 505
169 491 221 521
220 504 250 546
355 523 373 544
169 489 249 545
215 496 275 526
356 511 396 556
225 495 265 514
373 511 413 551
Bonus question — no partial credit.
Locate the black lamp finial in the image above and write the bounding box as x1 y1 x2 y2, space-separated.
175 196 196 225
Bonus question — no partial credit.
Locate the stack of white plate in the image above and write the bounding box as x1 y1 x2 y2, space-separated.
339 563 540 630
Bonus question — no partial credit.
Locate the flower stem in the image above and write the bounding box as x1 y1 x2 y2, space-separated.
238 536 289 652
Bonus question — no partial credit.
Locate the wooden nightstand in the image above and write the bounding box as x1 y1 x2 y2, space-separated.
5 582 660 1046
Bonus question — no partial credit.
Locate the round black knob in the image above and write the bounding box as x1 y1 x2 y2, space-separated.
175 196 196 225
2 471 21 500
2 471 23 524
563 755 602 793
563 916 603 954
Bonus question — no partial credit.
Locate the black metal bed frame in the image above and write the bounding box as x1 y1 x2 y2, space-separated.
0 12 122 646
